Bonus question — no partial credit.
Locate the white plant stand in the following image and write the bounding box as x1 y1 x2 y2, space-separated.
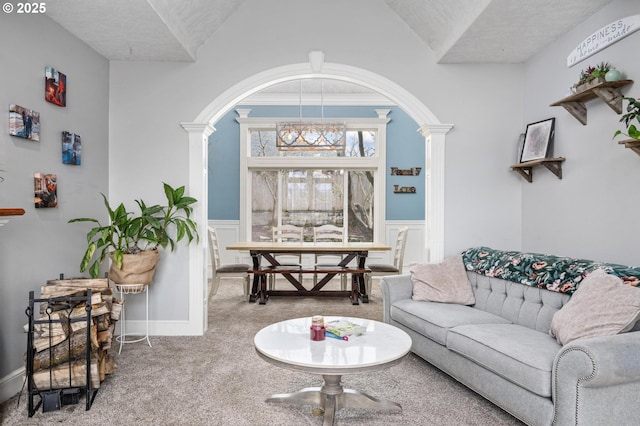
115 283 152 354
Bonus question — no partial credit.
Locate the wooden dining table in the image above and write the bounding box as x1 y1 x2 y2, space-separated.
226 241 391 305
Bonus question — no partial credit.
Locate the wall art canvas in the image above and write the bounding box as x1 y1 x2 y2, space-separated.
9 104 40 141
520 118 555 163
45 67 66 107
34 173 58 208
62 131 81 165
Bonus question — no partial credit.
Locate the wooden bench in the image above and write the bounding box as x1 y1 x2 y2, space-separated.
248 266 371 305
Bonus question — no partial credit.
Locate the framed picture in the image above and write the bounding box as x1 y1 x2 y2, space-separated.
520 118 555 163
62 131 81 165
45 67 66 107
9 104 40 141
34 173 58 208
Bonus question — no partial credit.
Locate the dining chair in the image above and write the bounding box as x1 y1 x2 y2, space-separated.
365 226 409 294
208 226 251 300
313 224 347 290
269 224 304 289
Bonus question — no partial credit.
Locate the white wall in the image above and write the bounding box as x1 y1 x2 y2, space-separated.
0 13 109 396
522 0 640 264
108 0 524 323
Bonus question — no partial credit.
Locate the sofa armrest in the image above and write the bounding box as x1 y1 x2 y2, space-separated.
552 331 640 425
380 274 413 324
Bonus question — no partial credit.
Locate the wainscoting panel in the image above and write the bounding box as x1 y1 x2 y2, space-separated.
384 221 426 272
208 220 242 277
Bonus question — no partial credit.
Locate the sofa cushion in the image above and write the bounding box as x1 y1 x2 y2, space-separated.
447 323 561 398
390 299 510 345
410 255 475 305
549 269 640 345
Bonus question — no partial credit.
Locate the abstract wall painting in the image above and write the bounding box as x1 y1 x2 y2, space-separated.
9 104 40 141
520 118 555 163
45 67 66 107
62 131 81 165
34 173 58 208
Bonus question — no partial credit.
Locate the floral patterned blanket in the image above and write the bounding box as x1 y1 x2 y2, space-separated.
461 247 640 295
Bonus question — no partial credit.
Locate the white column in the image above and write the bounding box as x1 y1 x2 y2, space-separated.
419 124 452 263
375 109 391 243
180 122 214 333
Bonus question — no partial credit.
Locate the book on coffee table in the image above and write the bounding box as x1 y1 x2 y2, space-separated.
325 319 366 338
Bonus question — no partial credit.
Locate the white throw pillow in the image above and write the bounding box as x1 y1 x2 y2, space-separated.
550 268 640 345
410 255 475 305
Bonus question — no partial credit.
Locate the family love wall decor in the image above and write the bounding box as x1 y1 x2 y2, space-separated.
390 167 421 176
391 166 420 194
393 185 416 193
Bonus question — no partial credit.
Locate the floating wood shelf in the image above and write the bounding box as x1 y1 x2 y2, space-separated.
550 80 633 125
0 208 25 227
511 157 565 183
618 139 640 156
0 208 25 216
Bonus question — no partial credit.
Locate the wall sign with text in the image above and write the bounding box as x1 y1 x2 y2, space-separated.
390 167 422 176
567 15 640 67
391 166 420 193
393 185 416 194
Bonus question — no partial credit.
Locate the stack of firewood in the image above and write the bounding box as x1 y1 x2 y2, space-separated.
25 278 123 391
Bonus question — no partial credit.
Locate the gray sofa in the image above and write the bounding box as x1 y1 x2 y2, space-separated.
381 247 640 426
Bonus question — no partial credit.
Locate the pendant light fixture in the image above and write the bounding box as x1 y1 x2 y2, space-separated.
276 80 346 151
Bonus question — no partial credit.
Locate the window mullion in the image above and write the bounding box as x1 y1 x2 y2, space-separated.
343 170 349 241
248 157 377 169
277 170 283 227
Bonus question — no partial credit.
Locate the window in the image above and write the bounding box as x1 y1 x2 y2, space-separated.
251 130 376 158
251 168 373 242
237 111 389 243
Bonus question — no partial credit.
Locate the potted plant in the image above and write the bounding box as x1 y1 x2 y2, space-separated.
613 96 640 141
69 182 199 284
573 62 610 92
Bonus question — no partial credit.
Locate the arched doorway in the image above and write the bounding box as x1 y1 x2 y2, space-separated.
182 52 452 333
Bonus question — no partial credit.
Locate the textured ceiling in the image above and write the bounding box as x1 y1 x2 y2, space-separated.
386 0 614 63
45 0 244 61
45 0 614 63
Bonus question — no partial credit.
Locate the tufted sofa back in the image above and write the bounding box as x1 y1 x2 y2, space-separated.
467 272 570 333
461 247 640 333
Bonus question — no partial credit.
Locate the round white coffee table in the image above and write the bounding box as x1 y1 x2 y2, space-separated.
254 316 412 425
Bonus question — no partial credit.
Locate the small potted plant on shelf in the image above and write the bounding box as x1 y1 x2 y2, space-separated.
613 96 640 141
573 62 611 92
69 182 199 285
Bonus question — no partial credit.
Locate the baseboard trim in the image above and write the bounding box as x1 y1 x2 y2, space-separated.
0 367 25 404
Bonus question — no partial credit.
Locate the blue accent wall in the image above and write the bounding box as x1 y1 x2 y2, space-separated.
209 106 424 220
208 109 241 220
385 108 425 220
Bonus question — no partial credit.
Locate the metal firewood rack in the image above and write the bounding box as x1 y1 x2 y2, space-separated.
25 290 98 416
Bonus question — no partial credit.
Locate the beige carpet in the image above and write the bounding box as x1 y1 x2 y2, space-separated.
1 278 523 425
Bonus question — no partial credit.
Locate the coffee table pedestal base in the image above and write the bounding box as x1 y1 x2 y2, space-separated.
266 374 401 426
